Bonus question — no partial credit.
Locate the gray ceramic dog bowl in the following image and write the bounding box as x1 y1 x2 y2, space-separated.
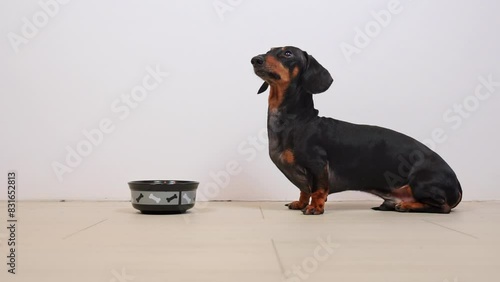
128 180 198 214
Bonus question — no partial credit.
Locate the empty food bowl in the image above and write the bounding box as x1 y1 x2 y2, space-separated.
128 180 199 214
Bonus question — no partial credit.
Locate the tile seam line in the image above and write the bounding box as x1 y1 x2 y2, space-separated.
62 218 108 240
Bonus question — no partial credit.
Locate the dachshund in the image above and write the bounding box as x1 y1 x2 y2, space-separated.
251 46 462 215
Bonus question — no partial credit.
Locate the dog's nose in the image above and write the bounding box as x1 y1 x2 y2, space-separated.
251 55 264 66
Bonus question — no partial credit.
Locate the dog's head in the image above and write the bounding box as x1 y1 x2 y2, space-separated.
251 46 333 95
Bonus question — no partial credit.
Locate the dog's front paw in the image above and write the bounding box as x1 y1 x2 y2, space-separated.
302 205 324 215
285 201 308 210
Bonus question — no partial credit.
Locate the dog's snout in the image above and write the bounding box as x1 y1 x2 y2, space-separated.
251 55 264 66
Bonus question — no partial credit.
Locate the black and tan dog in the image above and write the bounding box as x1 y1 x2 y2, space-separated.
251 46 462 215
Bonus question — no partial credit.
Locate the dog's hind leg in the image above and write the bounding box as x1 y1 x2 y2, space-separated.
395 182 452 213
372 200 396 211
395 201 451 213
369 190 397 211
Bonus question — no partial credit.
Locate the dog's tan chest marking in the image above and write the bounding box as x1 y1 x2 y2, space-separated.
280 149 295 164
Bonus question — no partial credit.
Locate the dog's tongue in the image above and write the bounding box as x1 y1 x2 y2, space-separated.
257 82 269 94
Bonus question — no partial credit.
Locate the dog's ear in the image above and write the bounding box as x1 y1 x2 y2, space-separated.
301 52 333 94
257 82 269 94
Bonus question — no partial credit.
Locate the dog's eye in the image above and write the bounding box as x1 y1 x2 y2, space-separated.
284 51 293 58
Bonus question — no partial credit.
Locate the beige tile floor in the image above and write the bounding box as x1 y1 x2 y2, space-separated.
0 201 499 282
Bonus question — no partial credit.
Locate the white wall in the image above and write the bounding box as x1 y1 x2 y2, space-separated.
1 0 499 201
